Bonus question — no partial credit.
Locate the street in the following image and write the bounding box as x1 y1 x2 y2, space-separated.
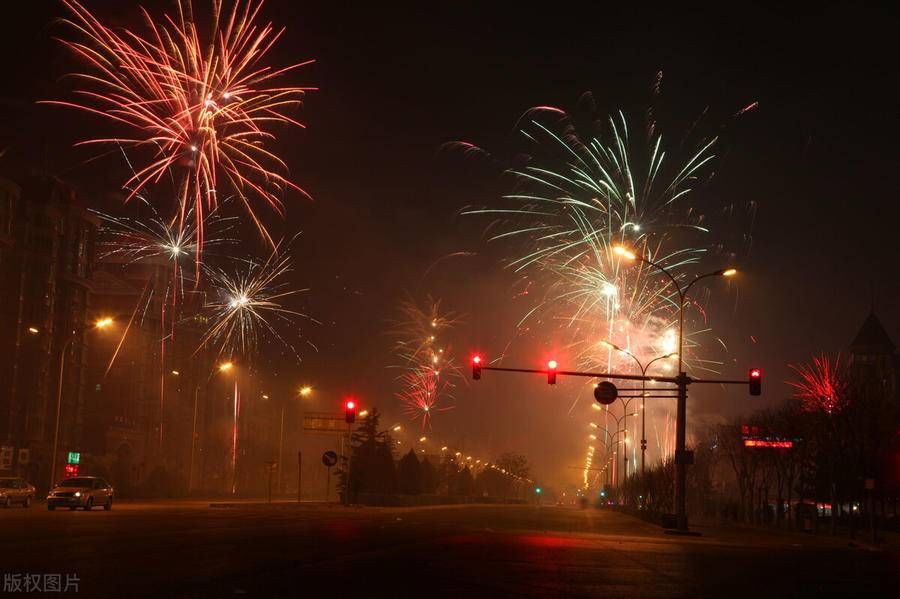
2 501 895 598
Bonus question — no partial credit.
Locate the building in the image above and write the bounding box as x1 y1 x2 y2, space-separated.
0 174 98 488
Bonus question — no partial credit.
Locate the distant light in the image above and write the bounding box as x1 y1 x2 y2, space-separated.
419 436 427 442
345 400 355 410
612 245 636 261
190 145 198 152
171 370 180 376
359 410 369 417
299 386 313 397
95 317 114 329
27 326 39 334
547 360 558 370
262 394 269 400
392 425 402 432
535 487 542 494
722 268 738 277
222 91 231 99
218 362 233 372
601 283 617 297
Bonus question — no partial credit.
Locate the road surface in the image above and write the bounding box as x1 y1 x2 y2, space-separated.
1 501 895 597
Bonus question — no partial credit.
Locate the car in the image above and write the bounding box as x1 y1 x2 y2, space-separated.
47 476 114 511
0 477 36 508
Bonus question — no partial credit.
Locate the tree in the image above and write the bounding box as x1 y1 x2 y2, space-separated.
398 449 423 495
338 408 396 502
421 457 437 493
495 453 530 478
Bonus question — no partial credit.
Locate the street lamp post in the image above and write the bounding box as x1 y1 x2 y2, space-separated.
614 245 736 531
49 317 114 490
592 417 635 489
600 341 677 477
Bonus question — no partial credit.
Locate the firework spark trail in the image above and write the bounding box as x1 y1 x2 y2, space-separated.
46 0 315 256
788 353 847 414
389 298 464 429
461 103 721 379
200 239 316 360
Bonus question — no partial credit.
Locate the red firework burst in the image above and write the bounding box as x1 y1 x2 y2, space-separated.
788 353 847 414
45 0 315 253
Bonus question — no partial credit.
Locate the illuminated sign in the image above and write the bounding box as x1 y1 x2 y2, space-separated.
64 464 80 477
743 439 794 449
67 452 80 464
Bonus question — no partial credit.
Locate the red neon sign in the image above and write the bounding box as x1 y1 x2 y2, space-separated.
743 439 793 449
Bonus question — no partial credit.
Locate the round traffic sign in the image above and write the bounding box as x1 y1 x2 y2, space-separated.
322 450 338 467
593 381 618 405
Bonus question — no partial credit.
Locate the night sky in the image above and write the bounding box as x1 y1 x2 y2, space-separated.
2 1 899 487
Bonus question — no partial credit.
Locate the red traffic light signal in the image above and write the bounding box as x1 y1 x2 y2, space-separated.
472 355 483 380
749 368 762 396
547 360 558 385
344 399 357 423
63 463 79 477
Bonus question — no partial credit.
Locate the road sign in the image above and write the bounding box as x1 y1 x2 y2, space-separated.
67 451 80 464
322 451 338 467
593 381 618 405
303 412 348 433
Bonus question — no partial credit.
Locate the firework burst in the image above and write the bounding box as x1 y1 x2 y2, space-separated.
47 0 315 254
788 353 847 414
462 98 724 374
201 241 315 359
389 297 464 428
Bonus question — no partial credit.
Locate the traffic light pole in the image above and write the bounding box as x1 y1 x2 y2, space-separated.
475 363 752 533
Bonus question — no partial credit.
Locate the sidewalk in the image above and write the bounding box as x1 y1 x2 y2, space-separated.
688 516 900 552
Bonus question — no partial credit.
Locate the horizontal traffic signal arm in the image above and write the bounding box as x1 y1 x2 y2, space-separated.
473 363 760 391
474 364 680 384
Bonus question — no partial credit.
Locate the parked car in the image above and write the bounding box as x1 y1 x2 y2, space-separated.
47 476 114 511
0 477 36 508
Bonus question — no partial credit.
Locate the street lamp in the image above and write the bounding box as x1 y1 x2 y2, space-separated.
614 244 736 531
298 385 313 397
600 340 676 477
49 317 114 489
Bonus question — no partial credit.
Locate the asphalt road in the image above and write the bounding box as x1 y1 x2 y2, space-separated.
1 501 896 598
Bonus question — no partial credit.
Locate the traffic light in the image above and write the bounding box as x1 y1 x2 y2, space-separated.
547 360 558 385
535 487 542 494
344 399 357 424
63 463 80 477
472 355 483 380
749 368 762 396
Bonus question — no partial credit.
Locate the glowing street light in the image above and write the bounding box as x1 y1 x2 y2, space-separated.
95 317 114 329
27 326 39 334
218 361 234 372
299 385 313 397
614 243 738 531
